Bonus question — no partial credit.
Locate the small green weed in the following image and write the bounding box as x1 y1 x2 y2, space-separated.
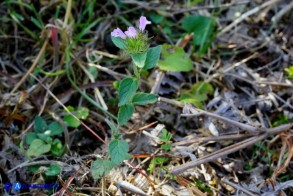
285 65 293 79
63 106 89 128
182 15 218 55
25 116 65 157
90 16 161 180
159 129 173 151
147 157 169 173
180 81 214 109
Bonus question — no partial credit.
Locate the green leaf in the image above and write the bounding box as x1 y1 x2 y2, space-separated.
158 44 193 72
118 104 134 125
76 107 89 119
179 98 204 109
147 157 168 172
272 115 289 127
37 133 52 143
88 65 98 79
74 18 100 44
34 116 47 133
64 115 80 128
159 129 173 151
109 139 132 164
149 13 164 24
30 16 43 30
66 105 75 112
25 132 37 145
132 93 157 105
91 158 116 180
111 36 127 50
28 165 41 174
118 77 139 106
47 121 63 136
45 164 61 176
131 52 147 68
27 139 51 157
63 106 88 128
179 82 214 109
51 138 65 156
182 15 217 55
190 82 214 95
161 143 172 151
285 66 293 79
159 129 173 142
180 93 207 102
113 81 119 90
143 45 162 70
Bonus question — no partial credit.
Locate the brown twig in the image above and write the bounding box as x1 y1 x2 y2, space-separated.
222 179 256 196
158 96 293 175
171 124 292 175
171 133 268 175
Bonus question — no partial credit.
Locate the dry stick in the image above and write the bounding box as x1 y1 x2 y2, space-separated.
158 97 263 133
11 34 50 93
79 60 108 110
114 181 148 196
172 133 268 175
88 63 127 78
171 123 292 175
158 97 293 175
224 72 293 88
8 160 68 173
159 97 292 135
272 0 293 24
151 70 165 94
222 179 256 196
181 107 262 134
63 0 72 29
121 0 250 15
173 134 252 146
205 53 258 84
218 0 281 36
127 121 158 134
93 50 119 59
172 0 250 15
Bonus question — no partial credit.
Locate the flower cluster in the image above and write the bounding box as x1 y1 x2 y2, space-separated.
111 16 152 54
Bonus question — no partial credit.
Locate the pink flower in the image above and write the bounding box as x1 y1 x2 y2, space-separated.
139 16 151 32
111 28 126 39
125 27 137 38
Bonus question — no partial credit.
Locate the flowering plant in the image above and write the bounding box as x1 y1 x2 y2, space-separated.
109 16 162 125
111 16 161 69
90 16 162 179
111 16 151 55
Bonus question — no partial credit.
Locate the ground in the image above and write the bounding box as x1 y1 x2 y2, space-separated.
0 0 293 195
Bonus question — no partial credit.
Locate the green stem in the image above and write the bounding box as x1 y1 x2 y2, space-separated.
132 63 140 80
